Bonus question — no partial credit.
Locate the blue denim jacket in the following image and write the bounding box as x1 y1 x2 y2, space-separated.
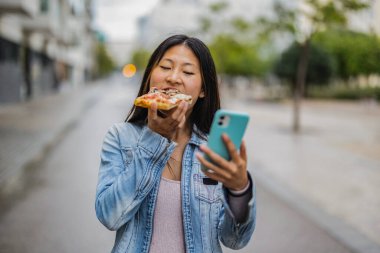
95 122 256 253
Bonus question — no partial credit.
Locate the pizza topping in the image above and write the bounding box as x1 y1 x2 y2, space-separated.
134 86 193 110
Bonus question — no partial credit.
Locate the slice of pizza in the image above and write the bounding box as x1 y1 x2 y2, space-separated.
134 87 193 110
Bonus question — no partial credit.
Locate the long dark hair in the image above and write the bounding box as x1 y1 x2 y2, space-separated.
126 34 220 136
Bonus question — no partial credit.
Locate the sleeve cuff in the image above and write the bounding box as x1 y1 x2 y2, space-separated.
228 180 251 196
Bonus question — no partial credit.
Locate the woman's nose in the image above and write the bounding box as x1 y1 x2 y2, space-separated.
166 69 181 84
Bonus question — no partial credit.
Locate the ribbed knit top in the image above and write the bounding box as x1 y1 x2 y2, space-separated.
149 177 185 253
148 176 252 252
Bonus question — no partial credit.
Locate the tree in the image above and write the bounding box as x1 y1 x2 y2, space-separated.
274 42 335 94
131 48 151 72
198 2 270 78
95 42 115 78
198 1 229 36
209 34 269 77
313 29 380 80
256 0 370 132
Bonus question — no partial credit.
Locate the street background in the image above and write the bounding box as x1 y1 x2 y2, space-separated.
1 0 380 252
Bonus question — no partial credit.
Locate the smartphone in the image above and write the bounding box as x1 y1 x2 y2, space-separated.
202 109 250 169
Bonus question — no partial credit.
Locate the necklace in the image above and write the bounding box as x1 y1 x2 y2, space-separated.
167 156 182 180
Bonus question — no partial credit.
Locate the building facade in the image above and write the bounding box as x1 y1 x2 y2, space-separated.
0 0 96 104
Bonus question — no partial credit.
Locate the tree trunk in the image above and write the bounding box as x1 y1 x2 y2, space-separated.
293 39 310 133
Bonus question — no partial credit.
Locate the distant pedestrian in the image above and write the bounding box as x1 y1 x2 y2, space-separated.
95 34 256 252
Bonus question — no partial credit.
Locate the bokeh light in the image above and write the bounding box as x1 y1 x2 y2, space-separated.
122 64 137 78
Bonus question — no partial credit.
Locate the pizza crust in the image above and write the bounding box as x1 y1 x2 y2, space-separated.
134 97 177 110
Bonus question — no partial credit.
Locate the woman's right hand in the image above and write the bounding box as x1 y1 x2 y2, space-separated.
147 101 188 140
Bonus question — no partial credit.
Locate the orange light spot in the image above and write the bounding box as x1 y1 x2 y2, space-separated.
122 64 137 78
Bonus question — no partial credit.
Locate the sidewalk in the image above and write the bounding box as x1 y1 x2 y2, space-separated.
0 80 106 192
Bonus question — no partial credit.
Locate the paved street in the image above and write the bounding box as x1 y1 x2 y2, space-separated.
0 74 379 252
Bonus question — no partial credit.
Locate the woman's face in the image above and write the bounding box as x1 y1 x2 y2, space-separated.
149 44 204 108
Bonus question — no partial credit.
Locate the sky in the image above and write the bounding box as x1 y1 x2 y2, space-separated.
94 0 159 42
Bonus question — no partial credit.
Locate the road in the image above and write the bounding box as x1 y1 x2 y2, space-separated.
0 75 360 252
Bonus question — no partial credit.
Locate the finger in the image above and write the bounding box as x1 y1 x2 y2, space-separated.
196 153 230 179
175 101 189 117
240 140 247 162
177 114 186 129
177 102 188 127
199 145 230 170
179 102 188 119
222 134 240 163
170 102 188 126
203 169 225 184
148 102 158 120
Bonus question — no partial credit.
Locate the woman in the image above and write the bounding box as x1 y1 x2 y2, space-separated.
95 34 256 253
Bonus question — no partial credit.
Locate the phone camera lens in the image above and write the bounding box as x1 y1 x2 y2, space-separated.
218 121 223 126
220 115 225 120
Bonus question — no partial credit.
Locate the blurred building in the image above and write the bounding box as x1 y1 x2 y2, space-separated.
136 0 201 49
0 0 97 104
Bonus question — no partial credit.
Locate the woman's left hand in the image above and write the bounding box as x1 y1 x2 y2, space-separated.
196 134 249 191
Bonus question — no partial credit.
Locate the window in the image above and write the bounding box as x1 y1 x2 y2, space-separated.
40 0 49 13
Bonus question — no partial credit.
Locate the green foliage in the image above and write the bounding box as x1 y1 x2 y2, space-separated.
313 30 380 79
199 17 212 33
209 1 228 13
274 42 335 87
208 34 269 77
95 42 115 77
256 0 369 42
231 17 251 33
131 48 151 72
255 2 296 39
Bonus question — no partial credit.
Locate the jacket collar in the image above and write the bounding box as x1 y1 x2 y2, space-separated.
188 124 207 146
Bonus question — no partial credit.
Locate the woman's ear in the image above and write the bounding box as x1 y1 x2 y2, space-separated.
199 90 205 98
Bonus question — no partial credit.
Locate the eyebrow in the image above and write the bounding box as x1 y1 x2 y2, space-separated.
161 58 195 67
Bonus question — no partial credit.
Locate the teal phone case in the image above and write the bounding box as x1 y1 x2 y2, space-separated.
204 109 249 165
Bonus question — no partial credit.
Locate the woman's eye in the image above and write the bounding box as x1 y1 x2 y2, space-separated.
184 71 194 75
160 66 170 70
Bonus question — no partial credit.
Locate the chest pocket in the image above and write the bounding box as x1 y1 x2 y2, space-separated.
193 173 222 203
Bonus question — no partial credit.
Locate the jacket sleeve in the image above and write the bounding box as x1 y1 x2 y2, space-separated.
95 124 175 231
218 172 257 249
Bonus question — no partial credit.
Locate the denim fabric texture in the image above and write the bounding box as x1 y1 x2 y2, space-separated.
95 122 256 253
